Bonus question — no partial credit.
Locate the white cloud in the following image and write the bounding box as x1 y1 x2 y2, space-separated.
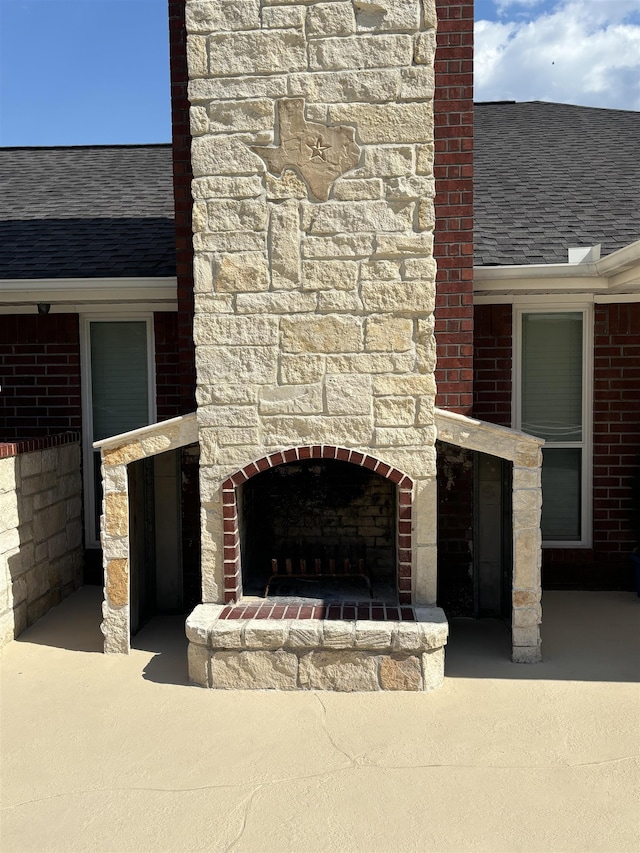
475 1 640 109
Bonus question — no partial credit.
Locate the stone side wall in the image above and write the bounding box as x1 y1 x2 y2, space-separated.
187 0 440 606
0 440 83 647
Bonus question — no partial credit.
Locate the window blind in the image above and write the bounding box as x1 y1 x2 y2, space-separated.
521 312 583 442
90 321 149 441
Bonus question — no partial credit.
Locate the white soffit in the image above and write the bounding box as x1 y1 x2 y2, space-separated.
474 240 640 302
0 276 178 311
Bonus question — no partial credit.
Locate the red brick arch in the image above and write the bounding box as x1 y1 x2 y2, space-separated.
222 446 414 604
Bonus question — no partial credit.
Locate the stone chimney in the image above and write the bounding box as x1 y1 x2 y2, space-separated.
186 0 439 607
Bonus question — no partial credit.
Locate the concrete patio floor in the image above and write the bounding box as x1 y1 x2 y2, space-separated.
1 588 638 853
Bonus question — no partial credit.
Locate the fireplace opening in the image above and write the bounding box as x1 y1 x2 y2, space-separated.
239 460 397 602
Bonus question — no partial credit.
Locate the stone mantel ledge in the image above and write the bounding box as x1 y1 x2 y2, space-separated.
435 408 544 464
186 604 448 652
94 412 198 466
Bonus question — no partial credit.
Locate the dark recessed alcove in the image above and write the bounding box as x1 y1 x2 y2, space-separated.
239 460 397 601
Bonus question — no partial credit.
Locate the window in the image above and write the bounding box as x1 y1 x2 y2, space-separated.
514 306 592 546
81 317 155 547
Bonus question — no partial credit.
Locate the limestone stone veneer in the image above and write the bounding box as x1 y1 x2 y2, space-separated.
187 603 448 691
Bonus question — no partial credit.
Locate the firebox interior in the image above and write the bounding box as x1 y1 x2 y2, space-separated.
239 460 397 601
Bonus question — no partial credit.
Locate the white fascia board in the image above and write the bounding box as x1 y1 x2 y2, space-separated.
474 239 640 298
0 276 178 305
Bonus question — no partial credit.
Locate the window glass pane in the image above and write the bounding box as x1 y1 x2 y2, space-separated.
90 321 149 441
522 312 582 441
541 447 581 540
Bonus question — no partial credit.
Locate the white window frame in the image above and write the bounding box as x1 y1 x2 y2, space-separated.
80 313 157 548
512 299 593 548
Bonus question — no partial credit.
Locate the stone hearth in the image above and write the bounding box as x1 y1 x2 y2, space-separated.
187 603 448 692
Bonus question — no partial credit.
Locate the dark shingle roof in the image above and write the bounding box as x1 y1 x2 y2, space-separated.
2 104 639 278
474 102 640 266
0 145 176 279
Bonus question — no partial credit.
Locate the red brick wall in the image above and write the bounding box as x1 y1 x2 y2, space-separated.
154 312 181 420
473 303 512 426
593 303 640 562
433 0 474 414
169 0 196 414
0 314 82 439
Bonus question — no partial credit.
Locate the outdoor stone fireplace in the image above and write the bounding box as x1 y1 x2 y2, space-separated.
96 0 544 688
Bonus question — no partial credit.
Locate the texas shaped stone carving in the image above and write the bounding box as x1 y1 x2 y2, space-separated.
252 99 361 201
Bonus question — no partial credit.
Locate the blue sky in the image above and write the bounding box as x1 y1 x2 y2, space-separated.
0 0 638 147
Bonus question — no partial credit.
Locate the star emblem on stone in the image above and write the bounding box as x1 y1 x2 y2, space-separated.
308 137 331 161
251 99 361 201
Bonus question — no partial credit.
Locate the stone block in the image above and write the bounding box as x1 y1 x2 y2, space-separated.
317 291 363 312
298 651 379 691
188 643 211 687
0 458 16 495
269 200 301 290
210 650 298 689
196 346 278 385
361 281 434 314
288 69 399 104
191 135 264 178
421 647 444 691
0 491 19 530
512 645 542 664
325 374 372 415
330 102 433 144
414 29 437 65
512 589 541 608
189 75 288 103
235 291 317 315
322 620 354 649
259 384 323 415
354 0 420 32
281 315 363 354
194 315 278 347
261 5 305 28
512 528 542 588
207 31 306 76
513 488 542 529
512 606 542 628
207 200 267 234
512 625 540 647
307 2 356 36
265 170 308 200
190 105 209 136
309 34 413 72
365 316 414 352
302 234 373 259
379 655 422 690
399 66 435 100
194 232 266 255
244 620 289 649
373 374 434 397
513 467 542 490
209 620 245 649
331 178 383 201
286 621 324 649
375 397 415 426
279 354 325 384
302 260 358 292
186 1 260 34
375 232 435 257
261 415 372 447
208 99 273 134
106 559 128 607
197 405 259 428
354 621 394 650
104 494 129 538
193 175 263 200
102 443 143 468
301 200 412 235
